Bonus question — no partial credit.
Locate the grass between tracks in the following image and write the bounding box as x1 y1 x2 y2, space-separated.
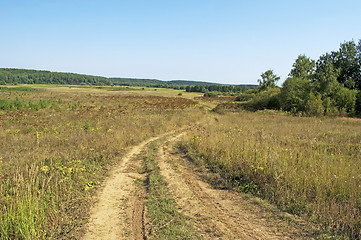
143 140 199 240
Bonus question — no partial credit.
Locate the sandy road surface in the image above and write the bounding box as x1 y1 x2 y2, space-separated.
82 135 160 240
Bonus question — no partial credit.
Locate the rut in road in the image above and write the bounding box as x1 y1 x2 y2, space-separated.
82 134 163 240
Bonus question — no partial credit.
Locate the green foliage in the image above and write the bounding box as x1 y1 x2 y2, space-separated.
0 98 54 111
356 91 361 116
280 77 311 112
0 68 248 91
306 93 324 116
334 87 357 113
186 84 257 94
275 39 361 117
314 61 341 97
248 87 281 109
335 41 360 88
203 91 218 97
0 68 112 86
0 86 37 92
257 70 280 91
235 92 255 102
289 54 316 80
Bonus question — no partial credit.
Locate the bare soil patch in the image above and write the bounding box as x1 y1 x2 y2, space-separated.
82 136 159 240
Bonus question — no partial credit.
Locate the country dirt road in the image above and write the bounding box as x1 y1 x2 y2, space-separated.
83 130 318 240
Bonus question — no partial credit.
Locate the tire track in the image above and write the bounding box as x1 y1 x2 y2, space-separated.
82 135 163 240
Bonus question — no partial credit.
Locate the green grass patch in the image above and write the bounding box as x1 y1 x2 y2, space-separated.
0 98 60 111
0 86 37 92
144 141 199 240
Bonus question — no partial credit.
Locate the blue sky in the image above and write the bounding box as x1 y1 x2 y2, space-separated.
1 0 360 84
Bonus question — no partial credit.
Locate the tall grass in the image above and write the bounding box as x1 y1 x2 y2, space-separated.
0 89 204 239
182 111 361 238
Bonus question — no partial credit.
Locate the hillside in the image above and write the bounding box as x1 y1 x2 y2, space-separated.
0 68 256 90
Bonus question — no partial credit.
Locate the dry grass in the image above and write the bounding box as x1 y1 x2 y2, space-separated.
0 87 204 239
182 111 361 239
3 86 360 239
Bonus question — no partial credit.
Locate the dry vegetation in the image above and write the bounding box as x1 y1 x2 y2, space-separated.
181 110 361 238
0 86 203 239
1 85 361 239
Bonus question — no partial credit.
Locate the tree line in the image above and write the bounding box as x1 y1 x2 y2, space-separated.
185 84 257 95
0 68 257 93
238 39 361 116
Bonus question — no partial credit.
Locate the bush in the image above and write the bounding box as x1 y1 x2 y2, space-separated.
248 87 281 109
306 93 324 116
235 92 255 102
280 77 311 112
355 91 361 116
203 91 218 97
333 87 357 114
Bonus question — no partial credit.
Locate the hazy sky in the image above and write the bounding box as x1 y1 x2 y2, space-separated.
1 0 360 84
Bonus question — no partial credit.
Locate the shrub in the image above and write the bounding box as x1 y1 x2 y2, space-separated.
203 91 218 97
306 93 324 116
333 87 357 114
280 77 311 112
235 92 255 102
248 87 281 109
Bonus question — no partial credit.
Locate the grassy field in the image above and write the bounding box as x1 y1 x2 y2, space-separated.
0 86 204 239
181 110 361 238
1 85 361 239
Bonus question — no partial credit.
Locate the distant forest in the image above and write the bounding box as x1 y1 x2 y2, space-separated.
0 68 256 94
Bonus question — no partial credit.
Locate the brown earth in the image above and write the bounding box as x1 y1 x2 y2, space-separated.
83 131 320 240
82 135 160 240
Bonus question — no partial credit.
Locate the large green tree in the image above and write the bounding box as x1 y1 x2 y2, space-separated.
257 70 280 91
314 61 340 97
334 41 359 89
289 55 316 80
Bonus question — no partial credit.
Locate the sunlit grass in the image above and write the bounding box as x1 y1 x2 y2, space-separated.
182 111 361 238
0 87 204 239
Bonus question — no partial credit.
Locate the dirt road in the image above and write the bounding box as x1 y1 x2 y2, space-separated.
83 131 317 239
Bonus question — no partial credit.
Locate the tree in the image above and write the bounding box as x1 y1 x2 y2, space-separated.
334 41 359 89
355 40 361 90
257 70 280 91
280 77 311 112
289 55 316 80
314 61 340 97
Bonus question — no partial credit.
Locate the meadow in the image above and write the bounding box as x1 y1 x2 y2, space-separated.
1 85 361 239
181 110 361 238
0 86 204 239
